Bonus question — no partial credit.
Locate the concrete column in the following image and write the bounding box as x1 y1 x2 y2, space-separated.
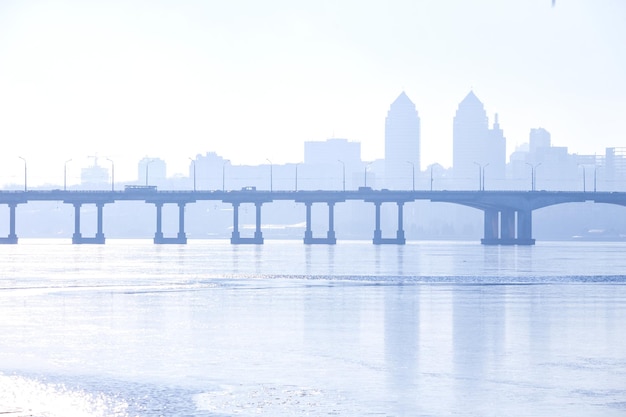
517 209 535 244
8 203 17 240
374 202 382 241
254 202 263 240
96 203 105 241
327 202 336 240
73 203 82 242
501 209 516 240
486 209 499 239
483 209 499 243
154 202 163 240
232 202 240 239
177 202 186 239
304 202 312 240
396 202 405 241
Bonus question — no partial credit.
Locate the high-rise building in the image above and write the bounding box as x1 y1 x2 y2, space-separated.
529 128 551 154
452 91 506 189
385 92 420 189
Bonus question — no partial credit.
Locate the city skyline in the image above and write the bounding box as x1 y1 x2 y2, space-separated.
1 86 621 191
0 1 624 186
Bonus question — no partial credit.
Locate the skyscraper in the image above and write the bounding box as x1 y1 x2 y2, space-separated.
385 92 420 189
452 91 506 189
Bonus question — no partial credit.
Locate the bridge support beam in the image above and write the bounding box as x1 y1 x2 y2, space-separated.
72 203 106 244
231 202 264 244
373 201 406 245
483 209 499 241
0 203 19 244
517 210 535 244
303 202 337 244
481 208 535 245
154 202 187 244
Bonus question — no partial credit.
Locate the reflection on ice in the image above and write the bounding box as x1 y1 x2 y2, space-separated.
1 241 626 416
0 373 129 417
194 384 362 416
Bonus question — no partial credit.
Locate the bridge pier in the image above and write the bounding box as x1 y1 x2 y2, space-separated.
0 203 19 244
373 201 406 245
153 202 187 244
303 202 337 244
481 208 535 245
72 203 106 244
231 202 264 244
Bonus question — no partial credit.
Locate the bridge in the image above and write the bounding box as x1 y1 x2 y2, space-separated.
1 188 625 245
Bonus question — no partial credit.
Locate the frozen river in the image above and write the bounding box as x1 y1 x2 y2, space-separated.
1 240 625 416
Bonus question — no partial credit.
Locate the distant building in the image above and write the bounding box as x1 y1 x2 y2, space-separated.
138 157 166 187
304 138 361 166
303 138 362 190
192 152 228 190
529 127 551 154
606 147 626 191
507 128 579 190
80 160 109 189
384 92 420 189
452 91 506 189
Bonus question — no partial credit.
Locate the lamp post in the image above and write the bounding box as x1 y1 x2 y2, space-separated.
578 164 586 192
338 160 345 191
525 162 541 191
430 165 434 191
473 162 488 191
364 162 373 188
145 159 155 186
189 157 196 191
482 163 489 191
222 159 230 192
473 162 481 190
295 163 300 191
266 158 273 191
64 159 72 191
105 158 114 191
406 161 415 191
18 156 27 191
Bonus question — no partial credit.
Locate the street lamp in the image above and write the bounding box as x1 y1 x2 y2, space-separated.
473 162 489 191
189 157 196 192
295 163 300 191
222 159 230 192
64 159 72 191
525 162 541 191
594 165 601 192
430 165 434 191
482 163 489 190
364 162 373 188
18 156 27 191
406 161 415 191
338 160 345 191
145 159 155 186
105 158 114 191
578 164 586 192
266 158 273 191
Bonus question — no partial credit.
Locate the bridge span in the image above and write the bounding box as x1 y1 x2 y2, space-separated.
1 189 624 245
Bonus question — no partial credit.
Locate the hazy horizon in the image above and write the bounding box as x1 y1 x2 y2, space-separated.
1 0 624 185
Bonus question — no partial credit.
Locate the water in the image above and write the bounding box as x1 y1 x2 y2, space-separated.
1 239 625 416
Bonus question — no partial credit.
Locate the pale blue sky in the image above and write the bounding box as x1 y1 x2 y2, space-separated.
0 0 624 185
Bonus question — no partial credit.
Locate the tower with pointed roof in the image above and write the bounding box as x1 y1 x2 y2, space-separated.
453 91 506 189
385 92 421 189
